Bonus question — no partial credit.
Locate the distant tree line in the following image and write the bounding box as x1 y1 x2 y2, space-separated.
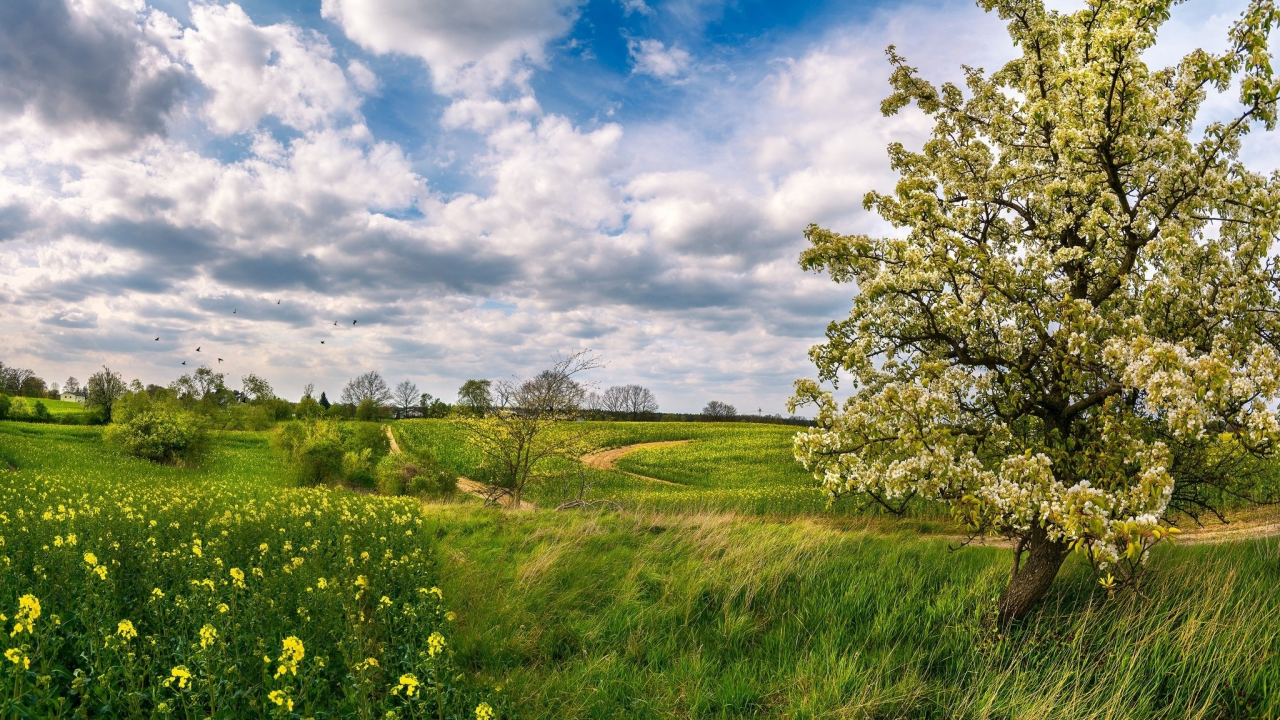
1 358 809 428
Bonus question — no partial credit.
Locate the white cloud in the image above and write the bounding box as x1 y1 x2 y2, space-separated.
176 2 360 134
320 0 584 95
629 38 691 79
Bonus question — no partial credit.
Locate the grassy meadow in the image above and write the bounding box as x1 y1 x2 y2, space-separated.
1 418 1278 718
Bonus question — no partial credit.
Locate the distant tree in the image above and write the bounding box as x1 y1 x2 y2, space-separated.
302 383 315 400
170 367 228 402
240 374 275 404
85 367 126 421
48 383 60 399
456 379 493 417
18 374 45 398
341 371 391 407
621 385 658 417
63 377 80 395
419 393 451 418
599 386 627 413
464 351 602 508
318 392 331 410
702 400 736 419
0 363 34 395
392 380 420 419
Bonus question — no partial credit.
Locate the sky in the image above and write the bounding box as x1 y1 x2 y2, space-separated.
0 0 1271 412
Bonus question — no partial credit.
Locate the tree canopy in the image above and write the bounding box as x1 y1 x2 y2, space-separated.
792 0 1280 623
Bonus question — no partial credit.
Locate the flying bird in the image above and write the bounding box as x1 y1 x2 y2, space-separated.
181 361 187 365
217 358 224 363
233 309 237 314
277 300 281 305
320 341 325 344
333 321 337 326
155 337 159 341
352 320 357 325
196 347 201 352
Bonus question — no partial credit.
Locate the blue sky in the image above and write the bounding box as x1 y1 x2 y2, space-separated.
0 0 1268 412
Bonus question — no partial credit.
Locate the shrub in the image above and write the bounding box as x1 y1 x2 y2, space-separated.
0 394 10 420
355 397 381 421
375 450 458 498
295 395 323 419
342 422 390 462
103 394 207 465
31 400 49 421
272 420 344 486
342 448 375 487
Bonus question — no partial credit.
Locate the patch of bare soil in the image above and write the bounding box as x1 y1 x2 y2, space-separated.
580 441 692 485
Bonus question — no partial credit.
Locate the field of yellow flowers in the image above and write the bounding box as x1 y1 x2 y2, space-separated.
0 422 500 719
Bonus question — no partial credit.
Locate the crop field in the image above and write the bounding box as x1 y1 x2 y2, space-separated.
0 422 498 718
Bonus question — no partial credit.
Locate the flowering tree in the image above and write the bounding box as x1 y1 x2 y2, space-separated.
792 0 1280 624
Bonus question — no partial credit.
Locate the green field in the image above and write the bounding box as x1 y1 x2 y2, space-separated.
2 419 1279 718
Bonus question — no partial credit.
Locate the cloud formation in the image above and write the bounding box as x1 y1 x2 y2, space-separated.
0 0 1266 413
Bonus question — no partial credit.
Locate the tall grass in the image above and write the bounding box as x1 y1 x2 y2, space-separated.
426 505 1280 719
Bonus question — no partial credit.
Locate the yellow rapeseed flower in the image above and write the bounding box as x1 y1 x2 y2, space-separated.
475 702 496 720
230 567 245 588
217 603 229 613
275 636 304 678
199 624 217 649
117 619 137 641
394 673 420 698
169 665 192 689
83 553 97 567
4 648 29 669
427 632 446 658
268 690 294 711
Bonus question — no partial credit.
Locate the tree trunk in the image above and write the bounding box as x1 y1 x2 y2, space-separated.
996 526 1070 626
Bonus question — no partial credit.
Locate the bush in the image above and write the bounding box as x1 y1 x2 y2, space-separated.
31 400 49 421
296 395 323 419
355 398 382 421
342 422 390 462
272 420 344 486
0 394 10 420
103 394 207 465
342 448 375 488
375 449 458 498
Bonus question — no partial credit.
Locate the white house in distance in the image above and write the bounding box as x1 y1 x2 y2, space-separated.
60 390 86 403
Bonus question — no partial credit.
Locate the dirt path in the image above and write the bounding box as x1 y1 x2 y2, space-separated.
384 425 535 509
581 440 692 486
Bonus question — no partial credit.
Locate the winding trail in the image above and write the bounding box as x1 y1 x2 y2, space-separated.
384 425 535 509
581 441 692 485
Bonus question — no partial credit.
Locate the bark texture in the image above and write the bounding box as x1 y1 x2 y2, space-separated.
997 527 1071 626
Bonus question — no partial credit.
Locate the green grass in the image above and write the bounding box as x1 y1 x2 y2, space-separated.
36 398 92 417
0 421 498 718
428 505 1280 719
393 420 939 518
7 418 1280 718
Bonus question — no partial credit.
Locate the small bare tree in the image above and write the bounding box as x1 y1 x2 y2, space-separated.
464 351 603 508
